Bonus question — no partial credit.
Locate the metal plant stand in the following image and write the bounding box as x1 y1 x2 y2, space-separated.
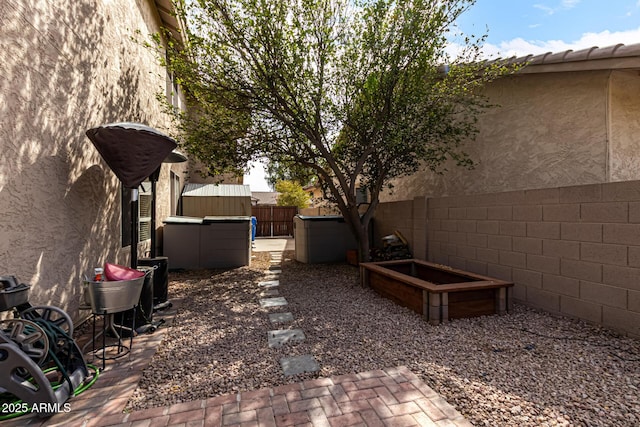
90 306 137 370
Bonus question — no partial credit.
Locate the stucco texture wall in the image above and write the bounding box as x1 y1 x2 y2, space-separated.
0 0 187 320
381 70 612 202
609 70 640 182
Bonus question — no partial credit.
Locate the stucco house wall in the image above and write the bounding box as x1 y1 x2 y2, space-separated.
610 70 640 182
0 0 187 321
381 48 640 202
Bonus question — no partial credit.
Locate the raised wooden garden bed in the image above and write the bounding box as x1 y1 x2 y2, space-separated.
360 259 514 325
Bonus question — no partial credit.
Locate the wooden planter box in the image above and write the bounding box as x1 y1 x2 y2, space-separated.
360 259 514 325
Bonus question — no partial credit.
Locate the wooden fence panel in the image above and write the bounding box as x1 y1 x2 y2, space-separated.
252 206 297 237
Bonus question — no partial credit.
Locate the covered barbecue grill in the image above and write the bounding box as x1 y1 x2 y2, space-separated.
86 122 183 328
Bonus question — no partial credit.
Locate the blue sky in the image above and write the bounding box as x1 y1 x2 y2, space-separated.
455 0 640 57
244 0 640 190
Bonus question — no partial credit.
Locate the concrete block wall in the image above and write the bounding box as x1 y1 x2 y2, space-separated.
375 181 640 337
372 197 427 259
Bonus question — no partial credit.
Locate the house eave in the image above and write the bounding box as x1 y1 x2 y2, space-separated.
153 0 187 46
496 43 640 74
519 57 640 74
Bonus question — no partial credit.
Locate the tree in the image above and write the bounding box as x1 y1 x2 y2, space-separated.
160 0 516 261
275 180 311 209
265 160 317 189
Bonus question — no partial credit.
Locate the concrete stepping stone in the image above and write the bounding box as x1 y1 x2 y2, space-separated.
258 280 279 287
269 312 294 323
269 266 282 272
260 297 288 308
280 355 320 376
268 329 305 348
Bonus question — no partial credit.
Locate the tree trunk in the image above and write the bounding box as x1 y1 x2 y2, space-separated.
346 211 371 263
357 225 370 263
339 204 373 264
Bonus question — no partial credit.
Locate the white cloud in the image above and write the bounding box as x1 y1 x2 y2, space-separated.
533 0 580 15
533 4 555 15
475 26 640 58
562 0 580 8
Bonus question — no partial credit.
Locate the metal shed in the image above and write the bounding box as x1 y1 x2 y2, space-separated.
181 183 252 217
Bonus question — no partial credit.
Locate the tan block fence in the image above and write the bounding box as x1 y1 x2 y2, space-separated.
373 181 640 337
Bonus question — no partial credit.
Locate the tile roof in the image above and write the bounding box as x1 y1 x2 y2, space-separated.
497 42 640 73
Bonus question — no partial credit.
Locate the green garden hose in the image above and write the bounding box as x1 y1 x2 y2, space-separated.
0 363 100 421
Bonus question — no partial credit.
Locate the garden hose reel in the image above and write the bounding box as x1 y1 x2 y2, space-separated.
0 276 91 417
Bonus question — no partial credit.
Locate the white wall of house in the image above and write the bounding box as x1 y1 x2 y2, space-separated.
0 0 188 321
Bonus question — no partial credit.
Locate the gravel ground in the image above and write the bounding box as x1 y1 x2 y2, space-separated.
127 251 640 426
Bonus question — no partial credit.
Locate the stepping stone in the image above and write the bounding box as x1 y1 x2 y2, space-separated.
269 266 282 272
258 280 279 287
260 297 288 308
280 355 320 376
260 289 279 297
268 329 305 348
269 312 294 323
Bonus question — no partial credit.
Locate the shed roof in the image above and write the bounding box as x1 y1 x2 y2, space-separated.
183 183 252 197
496 42 640 74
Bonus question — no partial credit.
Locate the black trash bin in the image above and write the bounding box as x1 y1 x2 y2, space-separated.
138 257 169 305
